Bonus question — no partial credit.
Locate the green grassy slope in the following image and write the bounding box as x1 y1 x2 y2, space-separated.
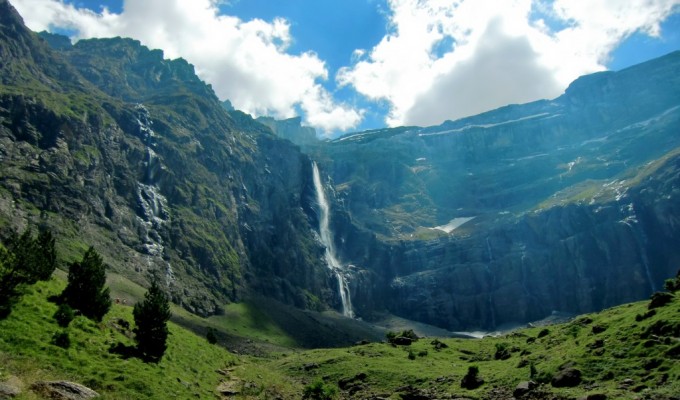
0 278 239 399
1 276 678 399
232 294 680 399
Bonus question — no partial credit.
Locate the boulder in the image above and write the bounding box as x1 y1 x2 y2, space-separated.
216 379 242 396
30 381 99 400
551 368 582 388
578 394 607 400
391 336 414 346
338 372 367 390
0 382 21 398
513 381 537 398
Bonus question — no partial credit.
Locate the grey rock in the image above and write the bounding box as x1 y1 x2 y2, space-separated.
0 382 21 398
513 380 537 398
551 368 582 388
30 381 99 400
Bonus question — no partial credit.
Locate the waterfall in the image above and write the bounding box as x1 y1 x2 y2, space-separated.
312 161 354 318
485 237 494 262
484 237 496 328
621 214 655 293
135 104 174 286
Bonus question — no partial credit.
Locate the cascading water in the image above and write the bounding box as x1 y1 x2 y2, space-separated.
620 204 656 293
135 104 174 285
312 161 353 318
485 237 497 328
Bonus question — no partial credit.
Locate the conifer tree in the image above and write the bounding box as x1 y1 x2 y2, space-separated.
61 247 111 321
133 279 171 362
0 228 57 318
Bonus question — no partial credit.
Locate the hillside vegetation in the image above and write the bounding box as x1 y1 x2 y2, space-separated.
1 274 678 399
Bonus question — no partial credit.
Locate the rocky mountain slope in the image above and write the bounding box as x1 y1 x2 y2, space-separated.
0 0 338 316
310 51 680 329
2 0 679 332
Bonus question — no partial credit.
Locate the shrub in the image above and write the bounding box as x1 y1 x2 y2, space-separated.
534 371 553 384
386 329 419 345
303 379 337 400
206 327 218 344
663 270 680 293
635 309 656 322
54 303 75 327
431 338 448 350
648 291 673 309
52 331 70 349
494 343 511 360
461 365 484 389
407 350 416 360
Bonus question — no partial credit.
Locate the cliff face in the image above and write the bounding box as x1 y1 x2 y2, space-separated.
256 116 318 147
3 0 680 330
318 51 680 330
0 0 338 316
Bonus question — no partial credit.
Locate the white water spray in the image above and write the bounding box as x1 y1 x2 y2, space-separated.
312 162 353 318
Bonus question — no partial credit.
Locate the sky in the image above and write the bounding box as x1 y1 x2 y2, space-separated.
10 0 680 136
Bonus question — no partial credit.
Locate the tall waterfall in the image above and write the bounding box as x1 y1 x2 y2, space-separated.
312 162 354 318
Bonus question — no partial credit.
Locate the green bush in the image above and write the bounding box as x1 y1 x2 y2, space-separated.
534 371 553 384
302 379 337 400
663 270 680 292
494 343 511 360
648 291 674 309
461 365 484 389
52 330 71 349
54 303 75 327
206 327 218 344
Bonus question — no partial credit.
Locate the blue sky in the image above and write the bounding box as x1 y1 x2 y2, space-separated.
13 0 680 136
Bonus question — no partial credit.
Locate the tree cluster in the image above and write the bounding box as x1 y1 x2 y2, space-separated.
0 228 57 318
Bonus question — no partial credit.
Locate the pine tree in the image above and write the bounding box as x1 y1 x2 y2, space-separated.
133 279 171 362
61 247 111 321
34 229 57 281
0 228 57 318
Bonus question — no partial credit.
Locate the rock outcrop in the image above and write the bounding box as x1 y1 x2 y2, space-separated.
30 381 99 400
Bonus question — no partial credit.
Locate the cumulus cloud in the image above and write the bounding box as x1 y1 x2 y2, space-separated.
338 0 680 127
11 0 363 133
405 18 561 126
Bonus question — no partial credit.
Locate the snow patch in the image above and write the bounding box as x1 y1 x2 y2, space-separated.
419 113 554 137
428 217 475 233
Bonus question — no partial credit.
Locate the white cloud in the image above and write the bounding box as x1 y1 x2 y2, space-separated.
11 0 363 133
337 0 680 127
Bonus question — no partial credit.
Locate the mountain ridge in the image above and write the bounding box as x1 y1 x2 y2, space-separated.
2 0 680 331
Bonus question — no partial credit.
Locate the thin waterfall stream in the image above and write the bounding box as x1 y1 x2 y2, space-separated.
312 161 354 318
